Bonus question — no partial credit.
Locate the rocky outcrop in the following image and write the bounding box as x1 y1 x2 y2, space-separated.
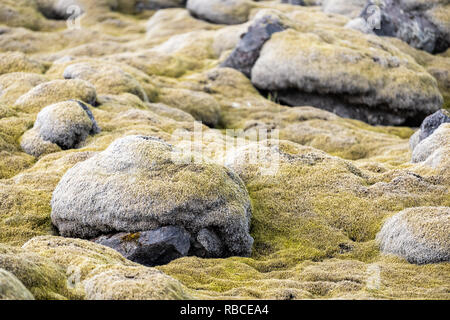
348 0 450 54
51 135 253 260
224 13 443 125
377 207 450 264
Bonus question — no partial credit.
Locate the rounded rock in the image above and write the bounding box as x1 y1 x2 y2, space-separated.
377 207 450 264
51 135 253 257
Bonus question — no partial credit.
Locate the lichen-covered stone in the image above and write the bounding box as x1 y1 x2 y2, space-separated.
0 268 34 300
157 88 221 127
250 27 443 125
412 123 450 168
23 235 193 300
21 100 100 156
221 15 285 77
187 0 254 25
14 79 97 113
0 52 45 75
377 207 450 264
63 62 148 102
51 135 253 257
357 0 450 54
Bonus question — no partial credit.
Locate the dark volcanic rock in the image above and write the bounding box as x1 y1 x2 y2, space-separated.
419 109 450 142
282 0 305 5
93 226 191 266
190 228 224 258
360 0 449 54
221 15 285 78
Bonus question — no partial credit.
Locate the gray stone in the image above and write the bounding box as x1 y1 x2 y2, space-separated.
418 109 450 142
221 15 285 78
193 228 224 258
93 226 191 266
51 135 253 257
22 100 100 153
359 0 449 54
36 0 83 20
281 0 306 5
63 62 148 102
136 0 186 11
411 123 450 166
377 207 450 264
187 0 254 25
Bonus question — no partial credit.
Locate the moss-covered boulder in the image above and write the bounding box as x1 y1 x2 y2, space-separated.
63 62 149 102
0 52 45 75
0 268 34 300
0 72 48 105
14 79 97 114
377 207 450 264
23 236 193 300
0 243 74 299
412 123 450 168
187 0 254 25
51 135 253 257
250 27 442 125
158 88 221 127
21 100 100 157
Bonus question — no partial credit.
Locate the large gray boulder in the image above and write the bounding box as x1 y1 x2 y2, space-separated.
222 12 443 126
377 207 450 264
51 135 253 258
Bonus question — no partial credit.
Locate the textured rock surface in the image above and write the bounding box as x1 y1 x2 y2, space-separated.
19 236 193 300
21 100 100 157
187 0 254 25
377 207 450 264
221 15 285 77
418 109 450 142
51 135 253 257
250 28 442 125
357 0 450 54
0 0 449 300
0 268 34 300
412 123 450 167
14 79 97 113
322 0 367 18
93 226 191 266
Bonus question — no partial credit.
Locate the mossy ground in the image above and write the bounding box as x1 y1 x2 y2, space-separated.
0 1 448 299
